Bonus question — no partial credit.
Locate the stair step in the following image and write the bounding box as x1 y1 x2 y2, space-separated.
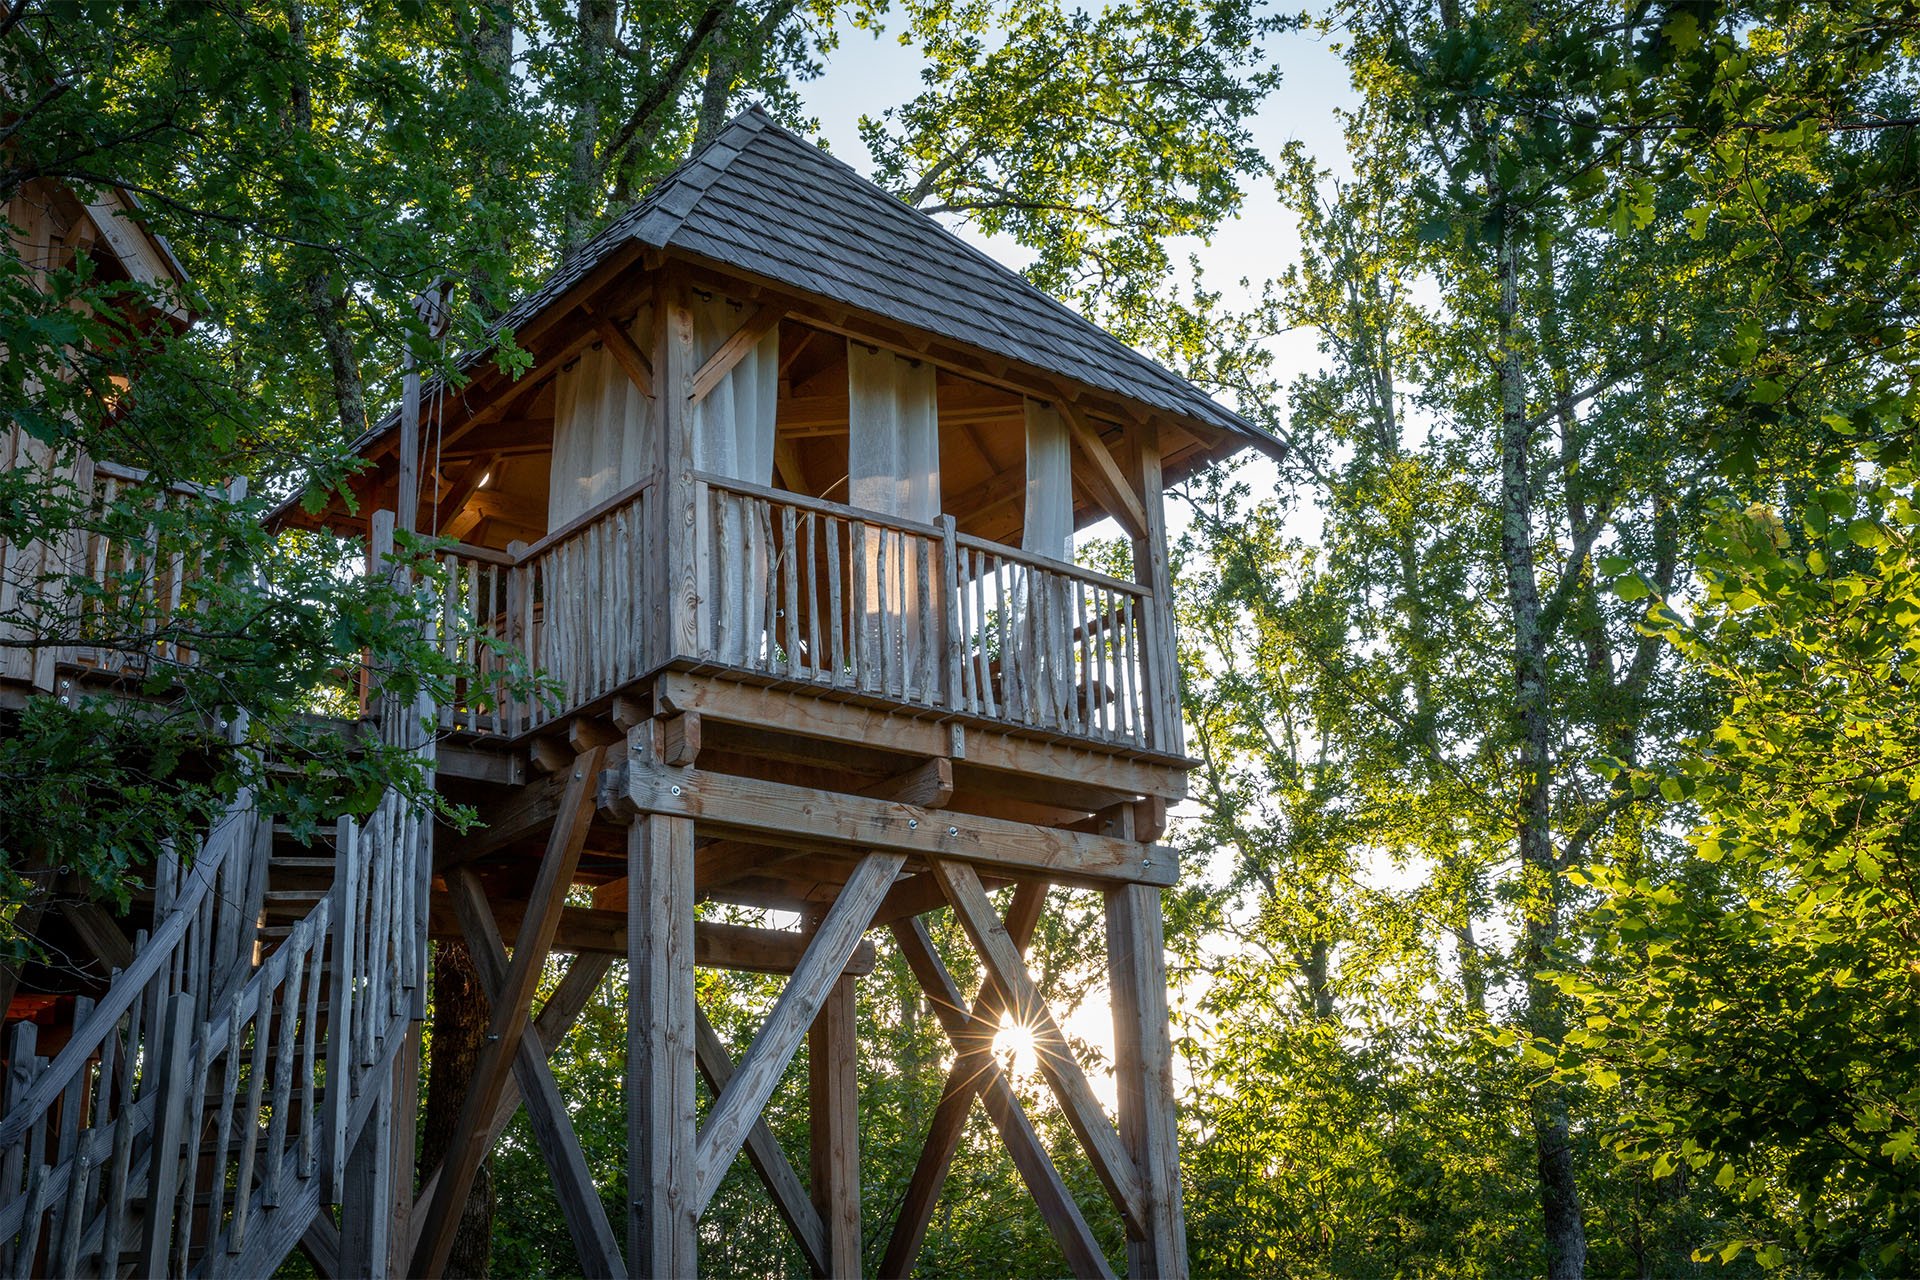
270 856 338 871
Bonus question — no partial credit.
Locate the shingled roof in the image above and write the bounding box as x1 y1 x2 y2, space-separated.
348 106 1275 461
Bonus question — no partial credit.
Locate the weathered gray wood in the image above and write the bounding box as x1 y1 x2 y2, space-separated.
929 857 1149 1238
339 1068 393 1280
135 993 193 1280
451 868 628 1280
808 972 861 1279
693 1008 830 1276
1106 883 1189 1279
325 816 358 1201
413 743 609 1277
628 810 699 1279
624 758 1173 889
694 850 903 1211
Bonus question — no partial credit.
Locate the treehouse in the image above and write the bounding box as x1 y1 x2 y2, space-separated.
1 109 1278 1280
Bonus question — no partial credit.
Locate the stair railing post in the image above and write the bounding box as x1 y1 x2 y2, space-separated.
135 993 194 1279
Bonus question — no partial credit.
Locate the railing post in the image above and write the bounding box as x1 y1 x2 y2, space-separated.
1126 426 1182 755
940 515 962 712
135 993 193 1280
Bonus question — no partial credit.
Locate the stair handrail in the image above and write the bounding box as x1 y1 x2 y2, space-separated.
0 787 255 1154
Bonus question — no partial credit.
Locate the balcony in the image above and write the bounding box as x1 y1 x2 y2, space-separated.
431 473 1176 757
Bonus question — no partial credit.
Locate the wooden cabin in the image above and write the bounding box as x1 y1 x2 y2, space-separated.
1 109 1277 1280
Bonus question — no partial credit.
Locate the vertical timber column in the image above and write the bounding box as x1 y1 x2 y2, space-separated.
809 972 861 1278
1105 884 1188 1280
1126 424 1183 756
628 728 698 1275
660 269 700 668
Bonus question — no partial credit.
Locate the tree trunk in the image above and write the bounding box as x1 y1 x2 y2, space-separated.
421 940 496 1278
563 0 617 262
285 2 367 440
1489 142 1587 1280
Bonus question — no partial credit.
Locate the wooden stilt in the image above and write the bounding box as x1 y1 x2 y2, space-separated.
1105 884 1188 1280
628 810 699 1279
386 1021 422 1279
340 1071 394 1279
809 972 861 1278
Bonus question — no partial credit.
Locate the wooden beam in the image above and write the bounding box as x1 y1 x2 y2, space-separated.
1106 884 1189 1279
652 671 1189 799
861 757 954 809
628 811 698 1278
594 313 655 398
930 857 1151 1238
689 304 782 405
693 852 905 1211
809 972 862 1279
432 898 876 974
451 870 629 1279
694 1008 831 1275
1058 399 1148 540
58 901 135 970
413 745 610 1277
886 898 1114 1280
623 759 1176 889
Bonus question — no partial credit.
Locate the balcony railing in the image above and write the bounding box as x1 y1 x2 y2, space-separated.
433 473 1171 753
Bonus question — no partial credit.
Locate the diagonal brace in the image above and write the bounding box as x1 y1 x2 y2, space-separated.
413 744 609 1277
885 885 1114 1280
694 1008 831 1276
929 856 1150 1238
694 851 904 1211
452 869 627 1279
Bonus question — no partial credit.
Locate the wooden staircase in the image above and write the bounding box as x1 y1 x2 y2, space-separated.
0 780 432 1278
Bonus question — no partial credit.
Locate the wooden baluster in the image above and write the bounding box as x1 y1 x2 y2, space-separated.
326 818 358 1199
826 516 846 685
264 921 308 1210
850 521 870 691
939 518 961 711
300 897 329 1179
136 994 192 1279
174 1008 213 1278
228 968 274 1256
781 503 800 678
210 991 245 1252
101 1001 139 1270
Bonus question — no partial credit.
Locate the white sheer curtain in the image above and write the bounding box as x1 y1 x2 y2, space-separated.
847 344 940 698
547 306 653 527
690 296 780 665
1015 400 1075 724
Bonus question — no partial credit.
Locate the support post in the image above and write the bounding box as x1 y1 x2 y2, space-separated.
808 972 861 1279
340 1071 394 1279
1105 884 1188 1280
628 809 698 1278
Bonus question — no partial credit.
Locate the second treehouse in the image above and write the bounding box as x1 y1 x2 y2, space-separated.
282 106 1282 1280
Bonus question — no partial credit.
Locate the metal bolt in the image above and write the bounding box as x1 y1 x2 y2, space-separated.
670 784 682 797
573 770 582 779
59 679 70 690
1143 859 1154 868
947 826 958 837
58 696 69 706
907 818 919 830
